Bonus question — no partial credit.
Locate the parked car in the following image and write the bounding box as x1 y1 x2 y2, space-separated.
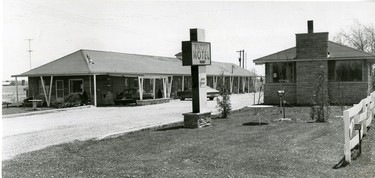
177 86 220 101
115 88 154 105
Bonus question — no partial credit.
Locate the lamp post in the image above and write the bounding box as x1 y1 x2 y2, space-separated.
277 90 286 118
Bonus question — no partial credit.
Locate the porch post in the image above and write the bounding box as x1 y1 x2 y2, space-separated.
229 76 233 94
242 77 246 93
40 76 48 106
89 75 92 97
93 74 97 106
237 76 240 94
168 76 173 98
213 76 217 89
182 76 185 91
138 77 143 100
162 77 167 98
248 77 250 93
15 77 19 103
368 62 372 95
153 78 156 99
48 76 53 107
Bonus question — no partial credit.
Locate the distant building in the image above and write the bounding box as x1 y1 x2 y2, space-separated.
254 21 375 105
13 50 256 106
2 81 12 86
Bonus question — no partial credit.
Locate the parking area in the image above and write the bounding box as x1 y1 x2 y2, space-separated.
2 93 262 160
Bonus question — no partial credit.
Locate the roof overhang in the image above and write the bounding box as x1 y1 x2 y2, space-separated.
254 56 375 64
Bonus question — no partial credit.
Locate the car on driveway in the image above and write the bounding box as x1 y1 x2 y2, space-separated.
115 89 154 105
177 86 220 101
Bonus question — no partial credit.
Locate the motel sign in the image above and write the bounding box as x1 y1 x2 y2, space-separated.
182 41 211 66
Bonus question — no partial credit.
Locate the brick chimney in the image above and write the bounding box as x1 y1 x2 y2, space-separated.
296 20 328 59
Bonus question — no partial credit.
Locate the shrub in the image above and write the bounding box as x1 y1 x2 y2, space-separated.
216 74 232 118
310 65 330 122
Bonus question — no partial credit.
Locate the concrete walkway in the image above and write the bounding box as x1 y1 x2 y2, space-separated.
2 93 262 160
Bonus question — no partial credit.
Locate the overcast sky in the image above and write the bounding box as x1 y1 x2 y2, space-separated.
2 1 375 80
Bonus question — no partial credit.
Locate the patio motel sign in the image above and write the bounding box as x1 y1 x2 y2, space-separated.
181 29 212 128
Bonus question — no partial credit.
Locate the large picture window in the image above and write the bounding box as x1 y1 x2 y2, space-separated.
266 62 296 83
69 79 83 93
328 60 363 82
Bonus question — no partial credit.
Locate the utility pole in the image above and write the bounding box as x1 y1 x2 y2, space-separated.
237 50 245 68
26 39 33 69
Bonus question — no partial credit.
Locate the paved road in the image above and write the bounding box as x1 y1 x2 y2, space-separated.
2 93 262 160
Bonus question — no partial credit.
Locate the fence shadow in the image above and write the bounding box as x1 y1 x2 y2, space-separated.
242 122 269 126
333 157 349 169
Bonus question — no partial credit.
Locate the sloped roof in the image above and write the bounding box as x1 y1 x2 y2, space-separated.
253 41 375 64
13 50 255 77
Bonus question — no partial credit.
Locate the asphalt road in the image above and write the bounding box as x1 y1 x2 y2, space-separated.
2 93 262 160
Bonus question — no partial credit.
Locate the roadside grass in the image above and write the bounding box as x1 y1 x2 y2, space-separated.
2 107 54 115
2 106 375 177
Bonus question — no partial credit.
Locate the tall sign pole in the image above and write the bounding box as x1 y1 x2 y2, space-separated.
182 29 212 128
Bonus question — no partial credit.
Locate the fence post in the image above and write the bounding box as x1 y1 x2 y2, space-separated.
343 110 351 163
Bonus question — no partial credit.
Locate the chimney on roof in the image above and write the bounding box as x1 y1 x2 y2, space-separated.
308 20 314 33
296 20 328 59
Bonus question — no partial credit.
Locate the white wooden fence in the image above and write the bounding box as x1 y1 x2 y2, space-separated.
343 91 375 163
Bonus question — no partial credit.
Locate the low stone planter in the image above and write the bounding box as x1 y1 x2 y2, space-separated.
136 98 171 106
183 111 212 128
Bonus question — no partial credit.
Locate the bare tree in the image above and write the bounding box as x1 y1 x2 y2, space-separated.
333 21 375 54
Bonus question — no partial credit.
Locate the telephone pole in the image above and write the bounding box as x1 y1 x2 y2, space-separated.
236 50 245 68
26 39 33 69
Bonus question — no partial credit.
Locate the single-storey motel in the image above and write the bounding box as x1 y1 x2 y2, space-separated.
254 21 375 105
12 50 256 106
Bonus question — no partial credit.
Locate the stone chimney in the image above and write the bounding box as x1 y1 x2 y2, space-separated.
296 20 328 59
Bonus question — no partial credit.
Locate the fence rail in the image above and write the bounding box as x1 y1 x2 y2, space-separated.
343 91 375 163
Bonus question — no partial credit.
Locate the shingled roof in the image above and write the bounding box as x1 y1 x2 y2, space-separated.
13 50 255 77
253 41 375 64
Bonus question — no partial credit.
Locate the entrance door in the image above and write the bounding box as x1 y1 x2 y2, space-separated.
56 80 64 100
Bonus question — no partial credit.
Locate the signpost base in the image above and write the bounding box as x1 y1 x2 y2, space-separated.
183 112 212 128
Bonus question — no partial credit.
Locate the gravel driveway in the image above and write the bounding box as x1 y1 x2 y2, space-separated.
2 93 262 160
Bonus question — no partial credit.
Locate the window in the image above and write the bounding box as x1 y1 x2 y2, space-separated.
69 79 83 93
328 60 363 81
56 80 64 99
267 62 296 83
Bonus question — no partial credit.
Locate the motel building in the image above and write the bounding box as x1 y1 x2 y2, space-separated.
12 50 256 107
254 21 375 105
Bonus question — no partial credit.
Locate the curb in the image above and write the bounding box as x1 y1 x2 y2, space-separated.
2 105 93 119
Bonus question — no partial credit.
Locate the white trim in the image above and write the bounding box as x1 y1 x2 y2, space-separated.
93 75 97 106
15 77 19 103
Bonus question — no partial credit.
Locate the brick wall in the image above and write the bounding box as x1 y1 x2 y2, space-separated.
328 82 368 105
296 61 328 105
264 83 296 104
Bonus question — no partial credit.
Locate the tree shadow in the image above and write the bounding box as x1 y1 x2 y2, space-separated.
242 122 269 126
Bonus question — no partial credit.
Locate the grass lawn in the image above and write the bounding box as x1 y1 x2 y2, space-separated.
2 106 375 177
2 107 54 115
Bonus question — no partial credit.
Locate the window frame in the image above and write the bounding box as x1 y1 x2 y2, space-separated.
69 79 84 94
328 60 364 82
266 62 296 83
